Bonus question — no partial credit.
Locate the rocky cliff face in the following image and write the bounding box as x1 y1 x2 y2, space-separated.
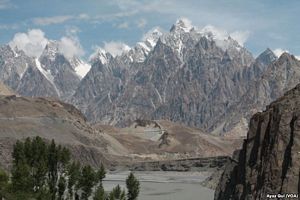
216 53 300 136
38 41 83 99
215 83 300 199
0 45 33 90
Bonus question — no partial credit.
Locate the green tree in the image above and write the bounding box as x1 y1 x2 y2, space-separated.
126 172 140 200
0 168 8 199
108 191 115 200
48 139 59 200
67 161 80 199
96 163 106 185
6 137 132 200
93 185 106 200
79 165 96 200
120 190 126 200
11 158 33 192
57 176 66 200
31 137 48 191
11 137 50 198
110 184 126 200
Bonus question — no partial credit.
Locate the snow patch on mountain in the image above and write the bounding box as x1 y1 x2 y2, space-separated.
19 63 28 79
74 60 91 78
124 27 163 63
35 58 60 95
42 40 59 61
89 48 110 65
273 48 289 57
199 25 247 51
68 57 91 78
171 18 193 33
103 41 131 57
142 27 163 48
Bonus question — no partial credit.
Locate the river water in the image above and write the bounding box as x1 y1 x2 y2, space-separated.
103 171 215 200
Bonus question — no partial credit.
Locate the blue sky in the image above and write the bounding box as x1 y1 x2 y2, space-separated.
0 0 299 59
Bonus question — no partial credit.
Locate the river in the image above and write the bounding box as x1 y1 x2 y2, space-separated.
103 171 215 200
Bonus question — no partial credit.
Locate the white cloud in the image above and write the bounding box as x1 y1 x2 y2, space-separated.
0 23 18 30
65 26 81 36
273 48 289 57
200 25 250 46
273 48 300 60
178 17 193 29
230 31 250 46
9 29 84 59
111 0 173 15
33 15 74 26
33 14 89 26
9 29 49 57
58 37 84 59
78 13 90 20
201 25 228 40
59 26 84 59
117 22 129 29
103 41 131 57
137 18 147 28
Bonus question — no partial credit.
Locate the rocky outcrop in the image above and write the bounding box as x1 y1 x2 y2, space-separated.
215 53 300 136
0 82 14 95
215 83 300 199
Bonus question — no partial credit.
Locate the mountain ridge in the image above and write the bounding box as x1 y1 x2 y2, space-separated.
2 19 300 137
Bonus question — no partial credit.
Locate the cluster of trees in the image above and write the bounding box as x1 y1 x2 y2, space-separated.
0 136 140 200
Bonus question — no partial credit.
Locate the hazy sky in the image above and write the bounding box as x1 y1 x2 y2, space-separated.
1 0 299 58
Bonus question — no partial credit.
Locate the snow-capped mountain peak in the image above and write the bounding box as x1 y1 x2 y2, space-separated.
170 18 193 33
116 28 163 63
71 58 91 79
256 48 277 65
198 26 244 51
89 48 111 65
41 40 60 61
142 27 163 49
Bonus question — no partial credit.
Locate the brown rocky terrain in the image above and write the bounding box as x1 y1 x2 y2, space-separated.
96 119 242 161
0 93 242 172
0 94 131 170
215 83 300 199
0 82 14 95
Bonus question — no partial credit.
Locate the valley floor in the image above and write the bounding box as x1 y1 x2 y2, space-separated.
103 171 214 200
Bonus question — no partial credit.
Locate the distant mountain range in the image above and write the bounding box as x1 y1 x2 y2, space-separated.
0 41 90 100
1 19 300 136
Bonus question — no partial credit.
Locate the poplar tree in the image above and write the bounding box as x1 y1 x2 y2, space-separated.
126 172 140 200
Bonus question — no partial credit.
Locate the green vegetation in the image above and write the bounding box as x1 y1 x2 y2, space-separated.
0 136 140 200
126 172 140 200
